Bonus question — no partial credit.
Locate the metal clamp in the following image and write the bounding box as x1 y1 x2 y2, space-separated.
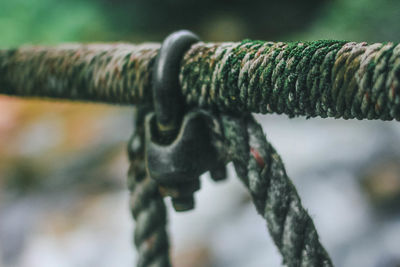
145 30 226 212
152 30 199 140
145 110 220 211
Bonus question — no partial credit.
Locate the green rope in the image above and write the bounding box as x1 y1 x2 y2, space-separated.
181 40 400 120
219 113 332 266
0 44 159 104
2 38 399 266
128 105 171 267
127 109 334 267
1 40 400 120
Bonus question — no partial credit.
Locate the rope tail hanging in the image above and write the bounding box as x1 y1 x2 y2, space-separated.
127 105 171 267
220 113 332 266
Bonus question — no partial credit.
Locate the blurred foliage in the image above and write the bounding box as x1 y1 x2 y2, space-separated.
2 0 399 45
98 0 327 41
299 0 400 42
0 0 111 48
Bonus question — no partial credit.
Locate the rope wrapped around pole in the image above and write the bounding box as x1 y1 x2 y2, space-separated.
1 40 400 120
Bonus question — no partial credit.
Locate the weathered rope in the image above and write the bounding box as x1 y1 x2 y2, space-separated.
126 108 332 267
218 113 332 266
0 44 159 104
1 40 400 120
3 38 397 266
128 105 171 267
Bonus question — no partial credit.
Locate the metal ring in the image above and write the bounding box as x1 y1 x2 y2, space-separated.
152 30 200 137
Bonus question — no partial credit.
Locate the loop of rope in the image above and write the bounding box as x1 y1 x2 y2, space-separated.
128 108 332 266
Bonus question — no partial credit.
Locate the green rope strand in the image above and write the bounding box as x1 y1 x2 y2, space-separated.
219 113 332 266
128 105 171 267
127 107 333 267
180 40 400 120
3 38 399 266
1 40 400 120
0 44 159 104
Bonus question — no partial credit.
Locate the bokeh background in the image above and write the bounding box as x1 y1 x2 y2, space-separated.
1 0 400 266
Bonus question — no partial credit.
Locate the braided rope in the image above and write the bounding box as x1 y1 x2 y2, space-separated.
218 113 332 266
127 106 171 267
3 39 398 266
0 44 159 104
1 41 400 120
181 41 400 120
126 110 333 266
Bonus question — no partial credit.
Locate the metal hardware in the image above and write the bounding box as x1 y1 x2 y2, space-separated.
145 110 220 211
152 30 200 140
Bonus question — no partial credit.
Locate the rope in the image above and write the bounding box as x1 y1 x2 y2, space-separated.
218 113 332 266
3 38 398 266
1 40 400 120
126 108 332 266
127 105 171 267
0 44 158 104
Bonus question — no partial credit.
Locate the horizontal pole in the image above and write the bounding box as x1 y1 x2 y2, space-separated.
1 40 400 120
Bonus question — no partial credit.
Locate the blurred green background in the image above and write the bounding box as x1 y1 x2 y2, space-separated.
1 0 400 267
1 0 400 47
